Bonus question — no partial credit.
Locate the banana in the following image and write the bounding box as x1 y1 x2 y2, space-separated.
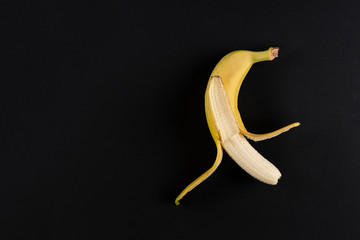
175 47 300 205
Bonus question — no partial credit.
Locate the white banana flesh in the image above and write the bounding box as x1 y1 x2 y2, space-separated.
208 76 281 184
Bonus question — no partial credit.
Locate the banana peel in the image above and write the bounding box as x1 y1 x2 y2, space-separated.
175 47 300 205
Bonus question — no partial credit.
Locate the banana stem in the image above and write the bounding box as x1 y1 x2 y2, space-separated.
251 47 279 63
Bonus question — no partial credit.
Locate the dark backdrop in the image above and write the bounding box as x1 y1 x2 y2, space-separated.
1 0 360 239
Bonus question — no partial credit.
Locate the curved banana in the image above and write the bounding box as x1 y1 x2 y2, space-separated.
175 47 300 205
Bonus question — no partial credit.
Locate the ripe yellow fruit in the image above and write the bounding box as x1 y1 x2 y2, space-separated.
175 47 300 205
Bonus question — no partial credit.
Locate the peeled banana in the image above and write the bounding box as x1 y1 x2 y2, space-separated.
175 47 300 205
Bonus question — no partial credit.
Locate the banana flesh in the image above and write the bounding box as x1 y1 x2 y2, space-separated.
209 76 281 184
175 47 299 205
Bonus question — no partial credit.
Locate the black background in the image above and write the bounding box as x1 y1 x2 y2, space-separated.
1 0 360 239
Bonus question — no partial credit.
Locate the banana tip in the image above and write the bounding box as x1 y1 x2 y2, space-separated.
273 176 281 185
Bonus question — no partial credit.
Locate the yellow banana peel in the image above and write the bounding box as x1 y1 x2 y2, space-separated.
175 47 300 205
